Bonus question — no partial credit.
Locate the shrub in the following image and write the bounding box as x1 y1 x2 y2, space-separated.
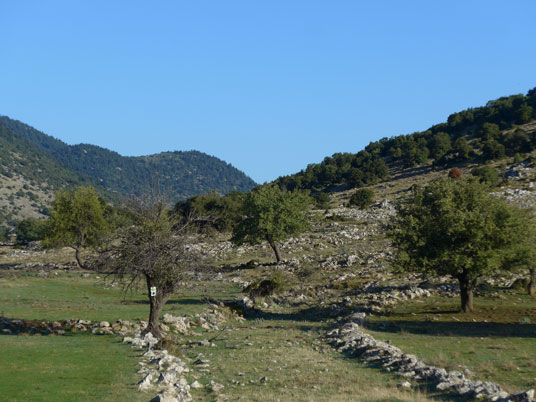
0 228 10 242
448 167 462 179
312 192 331 210
349 188 374 209
471 166 500 187
246 272 288 299
15 218 50 245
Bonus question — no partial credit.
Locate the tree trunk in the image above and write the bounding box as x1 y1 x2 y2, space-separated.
142 276 169 339
74 246 88 270
73 234 87 270
267 236 282 263
458 276 476 313
529 268 535 297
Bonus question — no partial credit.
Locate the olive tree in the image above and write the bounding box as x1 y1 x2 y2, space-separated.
96 201 203 339
232 184 310 263
389 178 533 312
44 187 109 269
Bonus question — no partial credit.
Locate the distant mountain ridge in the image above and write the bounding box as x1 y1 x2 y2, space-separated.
0 116 256 226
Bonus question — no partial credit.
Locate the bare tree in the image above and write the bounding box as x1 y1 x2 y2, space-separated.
96 200 204 339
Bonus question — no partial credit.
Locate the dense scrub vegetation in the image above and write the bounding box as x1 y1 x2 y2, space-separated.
173 190 246 232
0 124 92 190
0 116 256 200
277 87 536 191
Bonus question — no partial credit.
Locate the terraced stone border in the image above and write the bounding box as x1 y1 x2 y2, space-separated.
327 313 535 402
0 316 139 336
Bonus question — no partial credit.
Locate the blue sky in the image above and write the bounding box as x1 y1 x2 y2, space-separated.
1 1 535 183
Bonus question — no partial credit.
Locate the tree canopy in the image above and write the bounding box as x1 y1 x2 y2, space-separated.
44 187 109 269
389 178 534 312
96 201 203 339
232 185 310 263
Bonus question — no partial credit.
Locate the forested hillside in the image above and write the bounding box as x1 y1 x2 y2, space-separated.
0 116 256 199
0 123 97 226
277 87 536 191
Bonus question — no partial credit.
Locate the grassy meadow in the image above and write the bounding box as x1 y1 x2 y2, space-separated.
0 270 441 402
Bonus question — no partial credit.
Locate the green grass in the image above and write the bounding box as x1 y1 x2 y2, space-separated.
174 304 437 402
0 333 147 401
0 273 438 402
0 272 241 321
366 293 536 392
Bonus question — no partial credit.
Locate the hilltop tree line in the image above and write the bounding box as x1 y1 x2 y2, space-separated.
277 87 536 191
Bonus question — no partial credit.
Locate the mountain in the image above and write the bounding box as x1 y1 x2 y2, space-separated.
0 124 95 226
277 87 536 191
0 116 256 227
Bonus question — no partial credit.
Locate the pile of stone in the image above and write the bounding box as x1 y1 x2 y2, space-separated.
327 316 534 401
124 333 192 402
0 316 139 336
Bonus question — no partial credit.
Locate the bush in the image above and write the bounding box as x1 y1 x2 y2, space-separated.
15 218 50 245
448 167 462 179
312 192 331 210
0 228 10 242
471 166 500 187
513 153 524 164
246 272 288 299
349 188 374 209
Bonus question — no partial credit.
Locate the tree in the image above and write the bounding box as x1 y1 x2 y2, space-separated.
349 188 374 209
471 166 500 187
0 227 10 243
15 218 50 245
477 123 500 141
430 132 452 161
453 137 472 161
515 103 534 124
174 190 246 233
232 184 310 263
96 201 203 339
312 192 331 210
481 139 505 160
44 187 109 269
389 178 533 312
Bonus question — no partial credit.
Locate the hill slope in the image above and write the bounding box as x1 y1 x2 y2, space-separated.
277 87 536 191
0 123 97 226
0 117 256 227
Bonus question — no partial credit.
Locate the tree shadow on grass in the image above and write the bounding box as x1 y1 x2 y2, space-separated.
366 320 536 338
120 298 205 305
238 303 353 323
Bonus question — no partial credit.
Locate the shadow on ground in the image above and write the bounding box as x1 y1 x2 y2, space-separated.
366 320 536 338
